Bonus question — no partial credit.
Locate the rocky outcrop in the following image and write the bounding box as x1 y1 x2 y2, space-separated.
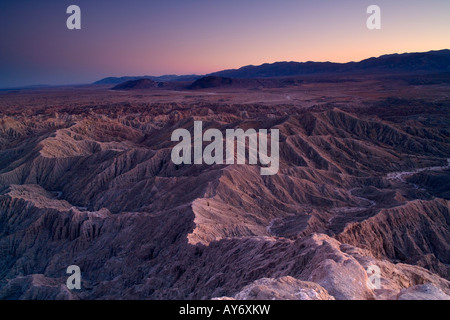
396 283 450 300
217 277 335 300
337 199 450 279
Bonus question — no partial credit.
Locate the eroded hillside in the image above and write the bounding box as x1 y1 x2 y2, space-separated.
0 79 449 300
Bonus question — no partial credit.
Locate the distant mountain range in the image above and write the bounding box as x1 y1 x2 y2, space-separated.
210 50 450 79
111 79 163 90
95 50 450 85
95 74 201 85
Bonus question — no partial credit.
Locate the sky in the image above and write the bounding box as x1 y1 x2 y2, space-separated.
0 0 449 88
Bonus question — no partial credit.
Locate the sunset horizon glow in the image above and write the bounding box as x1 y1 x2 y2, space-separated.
1 0 449 88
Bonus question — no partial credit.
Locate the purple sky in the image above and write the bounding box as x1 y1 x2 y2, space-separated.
0 0 449 88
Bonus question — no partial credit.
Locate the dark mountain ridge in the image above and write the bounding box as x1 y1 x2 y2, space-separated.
97 50 450 89
210 50 450 78
111 79 163 90
95 74 200 85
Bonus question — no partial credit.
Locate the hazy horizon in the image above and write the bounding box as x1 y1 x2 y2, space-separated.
1 48 448 89
1 0 450 88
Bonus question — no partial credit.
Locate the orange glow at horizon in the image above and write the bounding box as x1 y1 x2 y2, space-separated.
1 0 449 86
